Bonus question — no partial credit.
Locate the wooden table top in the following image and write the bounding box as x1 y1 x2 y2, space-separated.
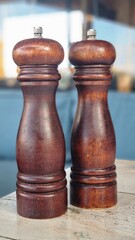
0 160 135 240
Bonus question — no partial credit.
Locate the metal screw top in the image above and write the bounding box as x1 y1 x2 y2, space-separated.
87 29 96 40
33 27 43 38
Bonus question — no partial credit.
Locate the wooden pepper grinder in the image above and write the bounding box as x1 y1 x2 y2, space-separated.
12 27 67 219
69 29 117 208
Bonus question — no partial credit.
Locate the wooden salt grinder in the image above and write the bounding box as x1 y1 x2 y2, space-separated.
69 29 117 208
12 27 67 219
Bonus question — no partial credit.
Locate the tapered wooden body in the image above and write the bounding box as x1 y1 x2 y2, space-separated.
69 38 117 208
12 37 67 218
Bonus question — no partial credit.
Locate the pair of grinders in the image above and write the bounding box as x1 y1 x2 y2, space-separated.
12 27 117 219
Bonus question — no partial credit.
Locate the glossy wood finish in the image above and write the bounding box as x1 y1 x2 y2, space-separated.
12 36 67 219
69 37 117 208
0 160 135 240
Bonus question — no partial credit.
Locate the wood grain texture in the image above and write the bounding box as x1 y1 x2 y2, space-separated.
12 37 67 219
69 38 117 208
0 160 135 240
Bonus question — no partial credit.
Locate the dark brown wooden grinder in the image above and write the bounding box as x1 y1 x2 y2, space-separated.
69 29 117 208
12 27 67 219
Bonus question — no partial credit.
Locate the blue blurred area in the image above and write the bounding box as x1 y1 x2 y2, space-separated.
93 17 135 76
108 91 135 160
1 88 135 161
0 88 75 162
0 88 135 196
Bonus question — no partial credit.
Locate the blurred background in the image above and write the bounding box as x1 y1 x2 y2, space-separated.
0 0 135 197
